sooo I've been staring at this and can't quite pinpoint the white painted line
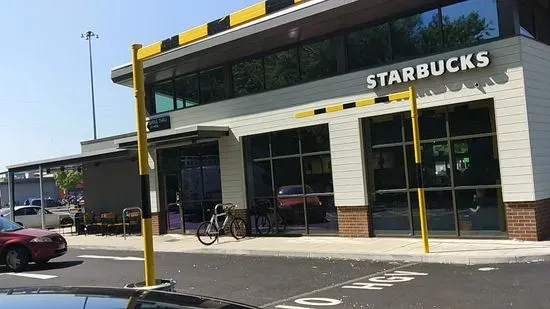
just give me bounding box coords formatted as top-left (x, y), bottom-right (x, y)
top-left (478, 267), bottom-right (498, 272)
top-left (78, 254), bottom-right (144, 261)
top-left (2, 273), bottom-right (57, 280)
top-left (261, 263), bottom-right (417, 308)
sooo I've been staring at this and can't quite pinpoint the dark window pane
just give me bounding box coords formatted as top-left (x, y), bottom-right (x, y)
top-left (411, 190), bottom-right (455, 234)
top-left (308, 195), bottom-right (338, 234)
top-left (442, 0), bottom-right (500, 49)
top-left (369, 114), bottom-right (402, 145)
top-left (153, 80), bottom-right (174, 113)
top-left (452, 136), bottom-right (500, 186)
top-left (300, 125), bottom-right (330, 153)
top-left (232, 58), bottom-right (264, 96)
top-left (273, 158), bottom-right (305, 234)
top-left (392, 9), bottom-right (442, 61)
top-left (407, 142), bottom-right (451, 188)
top-left (175, 74), bottom-right (199, 109)
top-left (247, 134), bottom-right (270, 159)
top-left (264, 48), bottom-right (299, 90)
top-left (457, 188), bottom-right (506, 235)
top-left (372, 146), bottom-right (406, 190)
top-left (199, 66), bottom-right (226, 104)
top-left (347, 23), bottom-right (391, 70)
top-left (250, 198), bottom-right (276, 234)
top-left (449, 101), bottom-right (494, 136)
top-left (299, 37), bottom-right (339, 82)
top-left (303, 154), bottom-right (333, 193)
top-left (404, 107), bottom-right (447, 141)
top-left (372, 193), bottom-right (410, 234)
top-left (271, 129), bottom-right (299, 156)
top-left (250, 161), bottom-right (273, 197)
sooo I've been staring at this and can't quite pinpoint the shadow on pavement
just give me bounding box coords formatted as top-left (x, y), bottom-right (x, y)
top-left (29, 260), bottom-right (83, 271)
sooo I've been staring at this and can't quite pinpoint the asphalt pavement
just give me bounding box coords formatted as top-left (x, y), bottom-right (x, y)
top-left (1, 249), bottom-right (550, 308)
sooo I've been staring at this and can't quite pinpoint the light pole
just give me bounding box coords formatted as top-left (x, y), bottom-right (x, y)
top-left (81, 30), bottom-right (99, 140)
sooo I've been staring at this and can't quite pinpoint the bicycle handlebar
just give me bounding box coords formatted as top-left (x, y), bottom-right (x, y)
top-left (214, 203), bottom-right (237, 215)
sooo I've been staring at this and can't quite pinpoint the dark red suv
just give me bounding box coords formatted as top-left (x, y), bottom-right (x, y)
top-left (0, 216), bottom-right (67, 272)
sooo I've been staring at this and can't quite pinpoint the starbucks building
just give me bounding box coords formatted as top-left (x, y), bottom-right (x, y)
top-left (14, 0), bottom-right (550, 240)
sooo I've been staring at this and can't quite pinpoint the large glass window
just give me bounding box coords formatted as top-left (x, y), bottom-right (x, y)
top-left (153, 80), bottom-right (174, 114)
top-left (244, 124), bottom-right (335, 235)
top-left (299, 37), bottom-right (339, 82)
top-left (232, 58), bottom-right (264, 96)
top-left (441, 0), bottom-right (500, 49)
top-left (199, 66), bottom-right (226, 104)
top-left (264, 48), bottom-right (299, 90)
top-left (175, 73), bottom-right (199, 109)
top-left (391, 9), bottom-right (442, 60)
top-left (347, 23), bottom-right (391, 71)
top-left (364, 100), bottom-right (504, 237)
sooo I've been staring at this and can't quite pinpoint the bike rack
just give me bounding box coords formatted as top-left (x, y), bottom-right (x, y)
top-left (122, 207), bottom-right (142, 240)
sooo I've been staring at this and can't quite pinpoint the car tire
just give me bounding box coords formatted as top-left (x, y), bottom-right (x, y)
top-left (4, 246), bottom-right (30, 272)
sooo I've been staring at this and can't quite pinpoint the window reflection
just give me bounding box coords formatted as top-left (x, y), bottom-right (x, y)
top-left (391, 9), bottom-right (442, 60)
top-left (300, 125), bottom-right (330, 153)
top-left (407, 143), bottom-right (451, 188)
top-left (372, 193), bottom-right (410, 234)
top-left (449, 101), bottom-right (494, 136)
top-left (456, 188), bottom-right (506, 235)
top-left (271, 130), bottom-right (299, 156)
top-left (251, 161), bottom-right (273, 197)
top-left (347, 23), bottom-right (391, 71)
top-left (248, 134), bottom-right (270, 159)
top-left (264, 48), bottom-right (299, 90)
top-left (154, 80), bottom-right (174, 113)
top-left (199, 66), bottom-right (226, 104)
top-left (299, 37), bottom-right (339, 82)
top-left (404, 108), bottom-right (447, 141)
top-left (303, 154), bottom-right (333, 193)
top-left (372, 147), bottom-right (406, 190)
top-left (411, 190), bottom-right (455, 233)
top-left (175, 74), bottom-right (199, 109)
top-left (452, 137), bottom-right (500, 186)
top-left (442, 0), bottom-right (500, 48)
top-left (370, 115), bottom-right (402, 146)
top-left (232, 58), bottom-right (264, 96)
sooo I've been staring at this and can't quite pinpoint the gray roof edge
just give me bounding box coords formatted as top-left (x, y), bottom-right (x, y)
top-left (110, 0), bottom-right (334, 85)
top-left (80, 132), bottom-right (136, 146)
top-left (114, 125), bottom-right (230, 145)
top-left (6, 148), bottom-right (129, 171)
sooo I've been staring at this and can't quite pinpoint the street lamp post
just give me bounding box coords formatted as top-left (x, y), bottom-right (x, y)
top-left (81, 31), bottom-right (99, 140)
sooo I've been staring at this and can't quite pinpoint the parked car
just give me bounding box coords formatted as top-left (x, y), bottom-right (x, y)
top-left (24, 198), bottom-right (62, 207)
top-left (0, 206), bottom-right (73, 229)
top-left (0, 216), bottom-right (67, 271)
top-left (276, 185), bottom-right (325, 224)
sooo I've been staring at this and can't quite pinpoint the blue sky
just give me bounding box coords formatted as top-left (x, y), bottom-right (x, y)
top-left (0, 0), bottom-right (258, 171)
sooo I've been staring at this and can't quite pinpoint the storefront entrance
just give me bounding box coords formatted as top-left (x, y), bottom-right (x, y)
top-left (159, 142), bottom-right (222, 233)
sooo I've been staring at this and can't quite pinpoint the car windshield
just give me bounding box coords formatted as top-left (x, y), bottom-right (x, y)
top-left (0, 217), bottom-right (23, 232)
top-left (30, 199), bottom-right (41, 206)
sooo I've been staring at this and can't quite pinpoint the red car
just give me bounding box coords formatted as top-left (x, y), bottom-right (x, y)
top-left (277, 185), bottom-right (325, 224)
top-left (0, 216), bottom-right (67, 272)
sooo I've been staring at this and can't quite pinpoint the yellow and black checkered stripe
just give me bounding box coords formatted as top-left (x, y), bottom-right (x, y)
top-left (295, 90), bottom-right (411, 119)
top-left (138, 0), bottom-right (307, 60)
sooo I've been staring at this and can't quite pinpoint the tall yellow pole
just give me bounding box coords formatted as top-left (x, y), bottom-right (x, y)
top-left (131, 44), bottom-right (156, 285)
top-left (409, 86), bottom-right (429, 253)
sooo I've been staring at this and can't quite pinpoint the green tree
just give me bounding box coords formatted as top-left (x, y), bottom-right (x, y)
top-left (442, 12), bottom-right (495, 48)
top-left (53, 170), bottom-right (83, 196)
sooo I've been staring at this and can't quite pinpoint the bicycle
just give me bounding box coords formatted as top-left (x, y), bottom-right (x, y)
top-left (196, 203), bottom-right (247, 246)
top-left (255, 203), bottom-right (286, 235)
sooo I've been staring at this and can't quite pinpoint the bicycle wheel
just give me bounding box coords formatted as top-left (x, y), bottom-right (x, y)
top-left (196, 221), bottom-right (218, 246)
top-left (230, 218), bottom-right (247, 240)
top-left (276, 213), bottom-right (287, 233)
top-left (255, 214), bottom-right (271, 235)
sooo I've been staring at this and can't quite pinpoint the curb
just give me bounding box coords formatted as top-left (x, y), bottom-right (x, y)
top-left (69, 245), bottom-right (550, 265)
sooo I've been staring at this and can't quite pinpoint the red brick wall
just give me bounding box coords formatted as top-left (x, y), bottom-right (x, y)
top-left (151, 212), bottom-right (166, 235)
top-left (506, 199), bottom-right (550, 241)
top-left (337, 206), bottom-right (372, 237)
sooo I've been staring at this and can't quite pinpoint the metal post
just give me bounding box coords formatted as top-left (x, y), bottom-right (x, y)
top-left (82, 31), bottom-right (98, 140)
top-left (39, 165), bottom-right (46, 229)
top-left (409, 86), bottom-right (429, 253)
top-left (132, 44), bottom-right (155, 286)
top-left (176, 192), bottom-right (185, 235)
top-left (8, 171), bottom-right (15, 221)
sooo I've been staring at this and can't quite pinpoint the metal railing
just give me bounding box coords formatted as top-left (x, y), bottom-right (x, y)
top-left (122, 207), bottom-right (142, 239)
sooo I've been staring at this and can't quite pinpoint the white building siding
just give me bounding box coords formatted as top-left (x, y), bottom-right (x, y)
top-left (157, 37), bottom-right (532, 207)
top-left (521, 37), bottom-right (550, 200)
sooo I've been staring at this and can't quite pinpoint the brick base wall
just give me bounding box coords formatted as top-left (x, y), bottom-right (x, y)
top-left (336, 206), bottom-right (372, 237)
top-left (506, 199), bottom-right (550, 241)
top-left (151, 212), bottom-right (166, 235)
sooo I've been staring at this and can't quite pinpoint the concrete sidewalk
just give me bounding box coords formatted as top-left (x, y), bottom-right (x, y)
top-left (63, 233), bottom-right (550, 265)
